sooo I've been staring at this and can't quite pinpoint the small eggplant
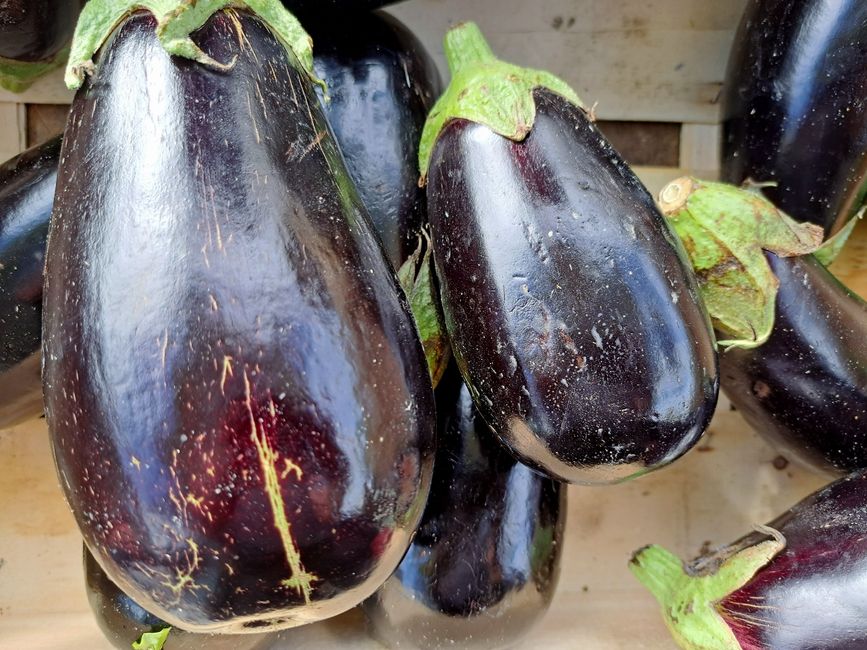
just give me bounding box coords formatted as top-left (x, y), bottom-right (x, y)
top-left (85, 547), bottom-right (276, 650)
top-left (307, 10), bottom-right (442, 270)
top-left (46, 4), bottom-right (433, 632)
top-left (721, 0), bottom-right (867, 235)
top-left (720, 252), bottom-right (867, 474)
top-left (363, 365), bottom-right (565, 649)
top-left (0, 136), bottom-right (60, 429)
top-left (632, 470), bottom-right (867, 650)
top-left (420, 23), bottom-right (718, 484)
top-left (0, 0), bottom-right (85, 91)
top-left (661, 178), bottom-right (867, 475)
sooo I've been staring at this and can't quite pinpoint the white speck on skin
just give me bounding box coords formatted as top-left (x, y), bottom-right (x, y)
top-left (591, 326), bottom-right (604, 349)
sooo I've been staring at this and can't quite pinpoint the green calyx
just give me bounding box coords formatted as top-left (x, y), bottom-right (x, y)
top-left (659, 177), bottom-right (824, 349)
top-left (132, 627), bottom-right (171, 650)
top-left (397, 230), bottom-right (451, 388)
top-left (65, 0), bottom-right (322, 91)
top-left (814, 206), bottom-right (864, 267)
top-left (418, 21), bottom-right (583, 181)
top-left (629, 533), bottom-right (785, 650)
top-left (0, 48), bottom-right (69, 93)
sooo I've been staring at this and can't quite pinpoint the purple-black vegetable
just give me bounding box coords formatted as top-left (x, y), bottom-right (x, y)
top-left (308, 10), bottom-right (442, 270)
top-left (363, 365), bottom-right (565, 649)
top-left (632, 470), bottom-right (867, 649)
top-left (0, 136), bottom-right (59, 428)
top-left (45, 6), bottom-right (434, 632)
top-left (722, 0), bottom-right (867, 235)
top-left (421, 23), bottom-right (718, 484)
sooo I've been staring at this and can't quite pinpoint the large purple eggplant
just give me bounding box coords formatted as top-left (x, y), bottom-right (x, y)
top-left (307, 10), bottom-right (442, 270)
top-left (661, 177), bottom-right (867, 475)
top-left (420, 23), bottom-right (718, 485)
top-left (363, 365), bottom-right (565, 649)
top-left (632, 470), bottom-right (867, 649)
top-left (45, 5), bottom-right (434, 633)
top-left (0, 0), bottom-right (84, 91)
top-left (0, 136), bottom-right (60, 428)
top-left (84, 548), bottom-right (276, 650)
top-left (722, 0), bottom-right (867, 235)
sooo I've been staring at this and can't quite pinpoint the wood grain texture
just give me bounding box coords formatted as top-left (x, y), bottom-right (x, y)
top-left (25, 104), bottom-right (69, 147)
top-left (0, 103), bottom-right (26, 163)
top-left (388, 0), bottom-right (747, 123)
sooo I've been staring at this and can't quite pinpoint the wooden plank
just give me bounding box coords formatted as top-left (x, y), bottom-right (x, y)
top-left (387, 0), bottom-right (747, 123)
top-left (0, 66), bottom-right (72, 105)
top-left (0, 103), bottom-right (26, 162)
top-left (679, 123), bottom-right (721, 179)
top-left (26, 104), bottom-right (70, 147)
top-left (597, 121), bottom-right (680, 167)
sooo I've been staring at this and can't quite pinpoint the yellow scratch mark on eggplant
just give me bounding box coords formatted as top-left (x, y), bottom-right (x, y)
top-left (215, 219), bottom-right (224, 251)
top-left (162, 538), bottom-right (203, 600)
top-left (225, 562), bottom-right (235, 576)
top-left (209, 294), bottom-right (219, 311)
top-left (160, 329), bottom-right (169, 369)
top-left (246, 92), bottom-right (262, 144)
top-left (243, 370), bottom-right (316, 603)
top-left (280, 458), bottom-right (302, 481)
top-left (297, 130), bottom-right (327, 161)
top-left (201, 243), bottom-right (211, 268)
top-left (255, 81), bottom-right (269, 120)
top-left (131, 456), bottom-right (141, 470)
top-left (220, 356), bottom-right (234, 395)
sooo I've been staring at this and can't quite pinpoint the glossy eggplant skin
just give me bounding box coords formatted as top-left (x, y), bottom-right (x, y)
top-left (363, 365), bottom-right (565, 649)
top-left (427, 89), bottom-right (718, 484)
top-left (704, 471), bottom-right (867, 649)
top-left (0, 136), bottom-right (60, 428)
top-left (0, 0), bottom-right (84, 62)
top-left (43, 12), bottom-right (434, 633)
top-left (308, 11), bottom-right (441, 269)
top-left (85, 548), bottom-right (276, 650)
top-left (720, 252), bottom-right (867, 475)
top-left (721, 0), bottom-right (867, 234)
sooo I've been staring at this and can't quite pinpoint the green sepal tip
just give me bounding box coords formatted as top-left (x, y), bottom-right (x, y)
top-left (132, 627), bottom-right (171, 650)
top-left (418, 21), bottom-right (583, 181)
top-left (630, 532), bottom-right (785, 650)
top-left (397, 229), bottom-right (451, 388)
top-left (0, 48), bottom-right (69, 93)
top-left (658, 177), bottom-right (824, 350)
top-left (65, 0), bottom-right (323, 93)
top-left (814, 206), bottom-right (864, 267)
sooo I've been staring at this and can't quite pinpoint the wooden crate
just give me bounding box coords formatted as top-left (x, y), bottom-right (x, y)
top-left (1, 0), bottom-right (861, 647)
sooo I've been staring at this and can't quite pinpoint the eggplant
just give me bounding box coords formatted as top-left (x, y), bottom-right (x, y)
top-left (45, 5), bottom-right (434, 633)
top-left (307, 10), bottom-right (442, 270)
top-left (721, 0), bottom-right (867, 235)
top-left (720, 252), bottom-right (867, 474)
top-left (632, 470), bottom-right (867, 650)
top-left (420, 23), bottom-right (718, 485)
top-left (660, 177), bottom-right (867, 475)
top-left (85, 547), bottom-right (276, 650)
top-left (363, 364), bottom-right (565, 649)
top-left (0, 136), bottom-right (60, 429)
top-left (0, 0), bottom-right (85, 91)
